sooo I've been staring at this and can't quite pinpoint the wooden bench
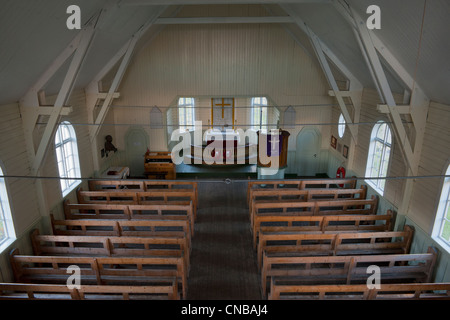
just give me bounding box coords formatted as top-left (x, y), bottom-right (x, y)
top-left (50, 214), bottom-right (192, 246)
top-left (258, 210), bottom-right (395, 234)
top-left (257, 225), bottom-right (414, 268)
top-left (128, 204), bottom-right (195, 236)
top-left (77, 188), bottom-right (197, 219)
top-left (268, 282), bottom-right (450, 300)
top-left (0, 282), bottom-right (179, 300)
top-left (248, 185), bottom-right (368, 213)
top-left (247, 177), bottom-right (358, 205)
top-left (251, 196), bottom-right (379, 246)
top-left (30, 229), bottom-right (190, 272)
top-left (261, 246), bottom-right (438, 298)
top-left (63, 201), bottom-right (194, 236)
top-left (89, 180), bottom-right (198, 210)
top-left (10, 248), bottom-right (188, 298)
top-left (89, 179), bottom-right (145, 191)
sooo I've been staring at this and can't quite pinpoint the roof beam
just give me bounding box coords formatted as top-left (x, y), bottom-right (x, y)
top-left (279, 4), bottom-right (362, 91)
top-left (88, 6), bottom-right (168, 142)
top-left (280, 3), bottom-right (362, 149)
top-left (333, 0), bottom-right (430, 177)
top-left (307, 27), bottom-right (358, 143)
top-left (154, 16), bottom-right (293, 24)
top-left (30, 23), bottom-right (97, 176)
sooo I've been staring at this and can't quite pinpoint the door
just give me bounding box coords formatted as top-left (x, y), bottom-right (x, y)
top-left (296, 127), bottom-right (321, 177)
top-left (125, 127), bottom-right (149, 177)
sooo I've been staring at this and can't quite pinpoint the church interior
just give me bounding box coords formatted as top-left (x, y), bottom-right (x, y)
top-left (0, 0), bottom-right (450, 304)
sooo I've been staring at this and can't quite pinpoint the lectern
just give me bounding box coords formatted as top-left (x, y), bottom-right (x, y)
top-left (144, 151), bottom-right (176, 180)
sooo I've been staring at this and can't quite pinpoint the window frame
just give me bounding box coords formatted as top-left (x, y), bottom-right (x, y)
top-left (178, 97), bottom-right (195, 131)
top-left (55, 121), bottom-right (82, 197)
top-left (432, 164), bottom-right (450, 253)
top-left (338, 113), bottom-right (346, 138)
top-left (251, 97), bottom-right (268, 131)
top-left (365, 121), bottom-right (392, 195)
top-left (0, 164), bottom-right (16, 252)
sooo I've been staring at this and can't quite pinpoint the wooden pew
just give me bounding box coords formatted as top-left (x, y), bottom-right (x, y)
top-left (128, 204), bottom-right (195, 236)
top-left (137, 191), bottom-right (197, 220)
top-left (0, 282), bottom-right (179, 300)
top-left (257, 225), bottom-right (414, 268)
top-left (63, 201), bottom-right (194, 236)
top-left (30, 229), bottom-right (190, 271)
top-left (89, 180), bottom-right (198, 210)
top-left (64, 200), bottom-right (131, 220)
top-left (260, 246), bottom-right (438, 298)
top-left (10, 248), bottom-right (188, 298)
top-left (77, 188), bottom-right (197, 219)
top-left (88, 179), bottom-right (145, 191)
top-left (257, 210), bottom-right (395, 235)
top-left (248, 185), bottom-right (368, 213)
top-left (251, 196), bottom-right (379, 246)
top-left (268, 281), bottom-right (450, 300)
top-left (247, 177), bottom-right (358, 205)
top-left (142, 180), bottom-right (198, 210)
top-left (77, 189), bottom-right (139, 205)
top-left (50, 214), bottom-right (192, 246)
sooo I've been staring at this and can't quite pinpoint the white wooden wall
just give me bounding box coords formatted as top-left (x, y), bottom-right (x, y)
top-left (408, 101), bottom-right (450, 234)
top-left (114, 23), bottom-right (332, 156)
top-left (350, 88), bottom-right (407, 209)
top-left (0, 102), bottom-right (41, 281)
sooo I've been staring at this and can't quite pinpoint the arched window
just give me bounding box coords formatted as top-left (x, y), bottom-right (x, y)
top-left (178, 97), bottom-right (195, 131)
top-left (338, 113), bottom-right (346, 138)
top-left (432, 164), bottom-right (450, 252)
top-left (0, 165), bottom-right (15, 249)
top-left (251, 97), bottom-right (268, 131)
top-left (365, 121), bottom-right (392, 194)
top-left (55, 121), bottom-right (81, 197)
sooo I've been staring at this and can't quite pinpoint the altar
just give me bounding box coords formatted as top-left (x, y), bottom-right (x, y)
top-left (186, 129), bottom-right (257, 165)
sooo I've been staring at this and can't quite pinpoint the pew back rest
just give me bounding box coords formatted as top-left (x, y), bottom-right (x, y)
top-left (89, 180), bottom-right (145, 191)
top-left (30, 230), bottom-right (189, 267)
top-left (50, 215), bottom-right (191, 242)
top-left (261, 246), bottom-right (438, 297)
top-left (257, 225), bottom-right (415, 267)
top-left (268, 282), bottom-right (450, 300)
top-left (9, 249), bottom-right (187, 298)
top-left (247, 178), bottom-right (357, 203)
top-left (0, 283), bottom-right (179, 300)
top-left (64, 200), bottom-right (131, 220)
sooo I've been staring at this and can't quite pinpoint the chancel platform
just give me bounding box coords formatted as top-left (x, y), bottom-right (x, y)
top-left (175, 163), bottom-right (257, 179)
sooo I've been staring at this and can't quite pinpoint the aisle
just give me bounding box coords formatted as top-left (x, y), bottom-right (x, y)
top-left (186, 180), bottom-right (262, 300)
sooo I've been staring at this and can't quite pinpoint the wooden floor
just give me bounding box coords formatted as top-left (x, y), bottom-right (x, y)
top-left (187, 180), bottom-right (262, 300)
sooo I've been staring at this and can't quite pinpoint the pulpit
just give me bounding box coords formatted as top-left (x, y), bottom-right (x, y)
top-left (257, 129), bottom-right (290, 179)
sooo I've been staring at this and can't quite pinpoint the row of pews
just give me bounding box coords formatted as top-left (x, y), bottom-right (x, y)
top-left (247, 178), bottom-right (450, 300)
top-left (1, 180), bottom-right (198, 300)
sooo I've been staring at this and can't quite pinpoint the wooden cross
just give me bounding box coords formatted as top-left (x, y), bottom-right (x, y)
top-left (215, 98), bottom-right (231, 118)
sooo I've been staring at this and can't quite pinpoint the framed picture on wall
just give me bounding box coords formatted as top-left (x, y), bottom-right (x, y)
top-left (330, 135), bottom-right (337, 149)
top-left (343, 145), bottom-right (349, 158)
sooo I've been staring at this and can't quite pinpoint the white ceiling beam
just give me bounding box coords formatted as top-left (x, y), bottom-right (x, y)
top-left (31, 23), bottom-right (97, 176)
top-left (332, 0), bottom-right (428, 100)
top-left (281, 3), bottom-right (362, 150)
top-left (376, 104), bottom-right (411, 115)
top-left (279, 4), bottom-right (363, 91)
top-left (154, 16), bottom-right (293, 24)
top-left (307, 27), bottom-right (358, 143)
top-left (120, 0), bottom-right (332, 6)
top-left (350, 6), bottom-right (417, 176)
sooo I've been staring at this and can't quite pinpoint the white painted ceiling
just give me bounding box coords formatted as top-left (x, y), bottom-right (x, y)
top-left (0, 0), bottom-right (449, 106)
